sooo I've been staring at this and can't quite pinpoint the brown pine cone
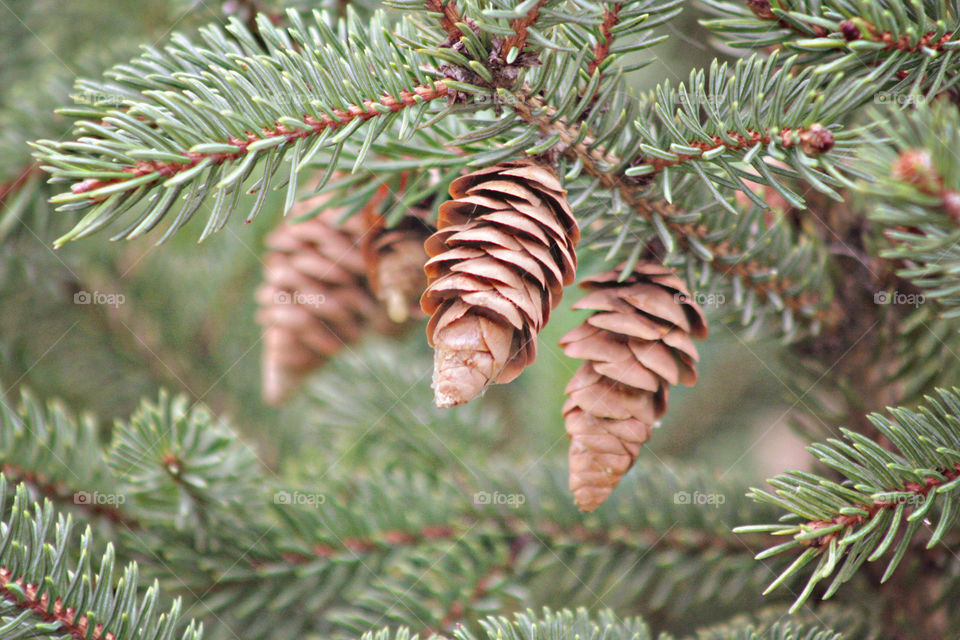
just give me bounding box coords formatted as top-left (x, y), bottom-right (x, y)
top-left (561, 262), bottom-right (708, 511)
top-left (256, 191), bottom-right (380, 405)
top-left (421, 160), bottom-right (579, 408)
top-left (364, 206), bottom-right (432, 324)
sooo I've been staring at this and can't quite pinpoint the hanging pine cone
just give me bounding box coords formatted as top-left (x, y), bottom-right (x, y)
top-left (560, 263), bottom-right (708, 511)
top-left (256, 191), bottom-right (381, 405)
top-left (364, 206), bottom-right (432, 324)
top-left (421, 160), bottom-right (579, 408)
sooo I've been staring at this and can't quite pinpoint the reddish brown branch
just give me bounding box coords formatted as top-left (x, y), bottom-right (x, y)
top-left (278, 525), bottom-right (456, 563)
top-left (647, 124), bottom-right (834, 172)
top-left (502, 0), bottom-right (549, 54)
top-left (802, 463), bottom-right (960, 549)
top-left (858, 22), bottom-right (956, 52)
top-left (69, 81), bottom-right (450, 200)
top-left (588, 3), bottom-right (621, 76)
top-left (1, 567), bottom-right (115, 640)
top-left (426, 536), bottom-right (525, 636)
top-left (1, 464), bottom-right (139, 529)
top-left (748, 0), bottom-right (960, 51)
top-left (0, 164), bottom-right (41, 206)
top-left (425, 0), bottom-right (465, 41)
top-left (274, 517), bottom-right (765, 567)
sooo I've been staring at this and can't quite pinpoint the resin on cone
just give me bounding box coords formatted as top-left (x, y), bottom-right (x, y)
top-left (560, 263), bottom-right (707, 511)
top-left (422, 160), bottom-right (579, 408)
top-left (257, 191), bottom-right (380, 405)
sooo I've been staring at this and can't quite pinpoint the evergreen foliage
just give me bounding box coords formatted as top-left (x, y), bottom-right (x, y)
top-left (4, 0), bottom-right (960, 638)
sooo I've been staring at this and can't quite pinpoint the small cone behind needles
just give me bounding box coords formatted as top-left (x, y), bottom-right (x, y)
top-left (364, 206), bottom-right (431, 325)
top-left (256, 191), bottom-right (380, 405)
top-left (422, 160), bottom-right (579, 408)
top-left (561, 263), bottom-right (707, 511)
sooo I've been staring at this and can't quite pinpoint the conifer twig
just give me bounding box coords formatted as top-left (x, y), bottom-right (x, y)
top-left (501, 0), bottom-right (549, 54)
top-left (67, 82), bottom-right (450, 200)
top-left (509, 89), bottom-right (825, 316)
top-left (800, 463), bottom-right (960, 550)
top-left (0, 464), bottom-right (139, 528)
top-left (425, 0), bottom-right (465, 41)
top-left (587, 3), bottom-right (621, 76)
top-left (0, 568), bottom-right (108, 640)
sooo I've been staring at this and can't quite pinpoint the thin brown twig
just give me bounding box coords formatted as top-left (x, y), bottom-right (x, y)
top-left (801, 463), bottom-right (960, 550)
top-left (1, 464), bottom-right (140, 528)
top-left (0, 568), bottom-right (115, 640)
top-left (0, 163), bottom-right (41, 206)
top-left (502, 0), bottom-right (549, 55)
top-left (425, 0), bottom-right (465, 41)
top-left (587, 3), bottom-right (621, 76)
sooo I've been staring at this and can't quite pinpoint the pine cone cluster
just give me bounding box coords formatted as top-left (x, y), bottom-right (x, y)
top-left (421, 160), bottom-right (579, 408)
top-left (258, 160), bottom-right (711, 511)
top-left (561, 264), bottom-right (707, 511)
top-left (257, 190), bottom-right (429, 405)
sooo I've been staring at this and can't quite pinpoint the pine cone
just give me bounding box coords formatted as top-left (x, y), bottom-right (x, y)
top-left (256, 191), bottom-right (380, 405)
top-left (560, 263), bottom-right (708, 511)
top-left (364, 206), bottom-right (432, 324)
top-left (422, 160), bottom-right (579, 407)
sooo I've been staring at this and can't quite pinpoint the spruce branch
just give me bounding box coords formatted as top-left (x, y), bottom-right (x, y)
top-left (587, 3), bottom-right (621, 77)
top-left (0, 390), bottom-right (140, 528)
top-left (508, 87), bottom-right (829, 328)
top-left (32, 10), bottom-right (454, 246)
top-left (63, 82), bottom-right (450, 199)
top-left (0, 383), bottom-right (791, 639)
top-left (737, 388), bottom-right (960, 612)
top-left (0, 479), bottom-right (202, 640)
top-left (0, 463), bottom-right (137, 529)
top-left (700, 0), bottom-right (960, 95)
top-left (0, 163), bottom-right (41, 207)
top-left (359, 607), bottom-right (844, 640)
top-left (857, 101), bottom-right (960, 317)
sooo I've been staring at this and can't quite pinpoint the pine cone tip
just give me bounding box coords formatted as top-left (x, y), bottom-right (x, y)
top-left (431, 315), bottom-right (503, 407)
